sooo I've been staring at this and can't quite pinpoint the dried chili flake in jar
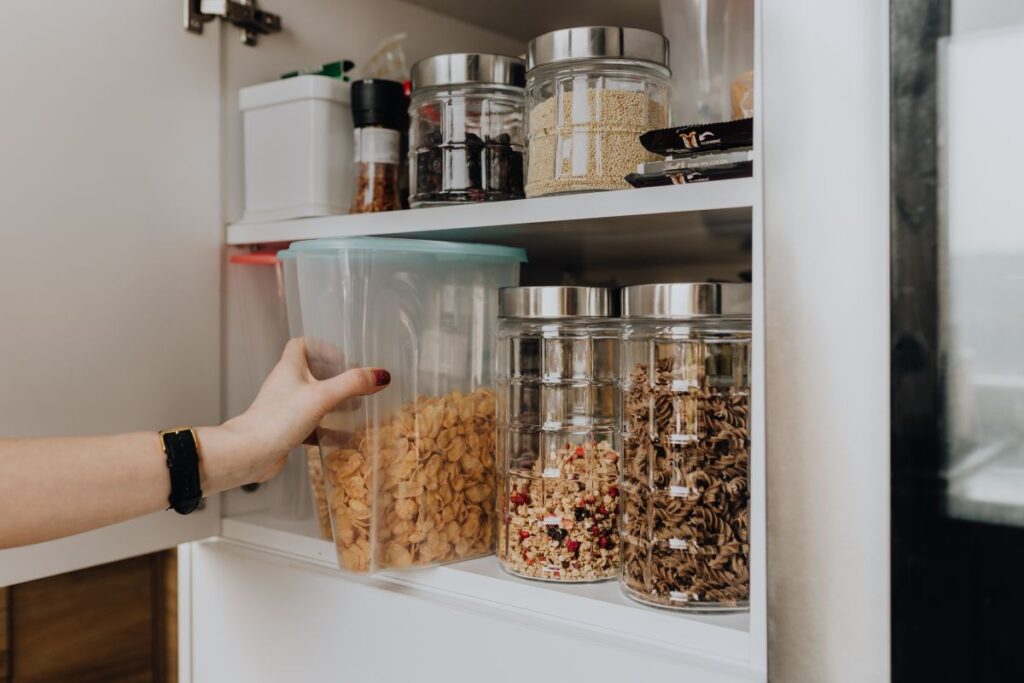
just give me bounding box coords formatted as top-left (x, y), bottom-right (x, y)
top-left (349, 79), bottom-right (403, 214)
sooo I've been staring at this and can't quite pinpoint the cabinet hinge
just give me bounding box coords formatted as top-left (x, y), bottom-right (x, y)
top-left (184, 0), bottom-right (282, 47)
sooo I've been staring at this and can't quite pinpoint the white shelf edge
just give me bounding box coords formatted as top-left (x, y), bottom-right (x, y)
top-left (219, 512), bottom-right (760, 677)
top-left (226, 179), bottom-right (755, 245)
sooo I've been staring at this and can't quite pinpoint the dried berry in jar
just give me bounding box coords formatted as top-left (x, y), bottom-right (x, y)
top-left (408, 54), bottom-right (526, 206)
top-left (498, 440), bottom-right (620, 582)
top-left (413, 132), bottom-right (524, 204)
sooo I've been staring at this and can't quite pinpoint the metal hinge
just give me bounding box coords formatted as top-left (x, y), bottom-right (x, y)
top-left (185, 0), bottom-right (282, 47)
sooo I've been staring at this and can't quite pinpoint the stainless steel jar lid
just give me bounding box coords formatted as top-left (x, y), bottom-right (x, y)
top-left (410, 53), bottom-right (526, 90)
top-left (621, 283), bottom-right (751, 318)
top-left (527, 26), bottom-right (670, 71)
top-left (499, 286), bottom-right (612, 319)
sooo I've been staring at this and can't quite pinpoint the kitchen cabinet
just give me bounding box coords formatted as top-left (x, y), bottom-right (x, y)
top-left (0, 552), bottom-right (175, 683)
top-left (0, 0), bottom-right (893, 681)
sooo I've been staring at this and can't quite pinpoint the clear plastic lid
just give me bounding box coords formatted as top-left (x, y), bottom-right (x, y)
top-left (291, 236), bottom-right (527, 262)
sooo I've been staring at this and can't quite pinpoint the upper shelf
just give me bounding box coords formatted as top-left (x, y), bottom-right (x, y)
top-left (227, 180), bottom-right (754, 274)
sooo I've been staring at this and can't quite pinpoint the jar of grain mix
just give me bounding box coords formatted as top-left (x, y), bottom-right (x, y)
top-left (524, 27), bottom-right (671, 197)
top-left (409, 54), bottom-right (526, 206)
top-left (496, 287), bottom-right (621, 582)
top-left (619, 283), bottom-right (751, 611)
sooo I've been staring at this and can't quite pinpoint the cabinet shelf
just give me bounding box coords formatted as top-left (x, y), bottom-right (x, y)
top-left (219, 511), bottom-right (756, 675)
top-left (226, 181), bottom-right (754, 272)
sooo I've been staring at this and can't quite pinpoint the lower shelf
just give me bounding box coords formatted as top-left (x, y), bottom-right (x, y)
top-left (219, 511), bottom-right (756, 673)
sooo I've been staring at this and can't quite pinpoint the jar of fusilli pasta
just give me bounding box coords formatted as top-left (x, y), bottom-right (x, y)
top-left (619, 283), bottom-right (751, 611)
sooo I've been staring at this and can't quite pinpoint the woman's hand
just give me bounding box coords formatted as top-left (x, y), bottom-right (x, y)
top-left (198, 338), bottom-right (390, 492)
top-left (0, 338), bottom-right (390, 549)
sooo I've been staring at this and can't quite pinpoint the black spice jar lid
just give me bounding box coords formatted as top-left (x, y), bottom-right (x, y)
top-left (350, 78), bottom-right (405, 129)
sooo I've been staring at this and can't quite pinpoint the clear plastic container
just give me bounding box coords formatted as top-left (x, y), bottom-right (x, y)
top-left (409, 54), bottom-right (526, 206)
top-left (619, 283), bottom-right (751, 611)
top-left (228, 251), bottom-right (312, 520)
top-left (525, 27), bottom-right (672, 197)
top-left (660, 0), bottom-right (754, 124)
top-left (278, 248), bottom-right (330, 538)
top-left (293, 237), bottom-right (526, 573)
top-left (496, 287), bottom-right (621, 582)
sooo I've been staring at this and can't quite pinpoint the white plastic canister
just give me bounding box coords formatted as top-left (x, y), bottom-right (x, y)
top-left (239, 75), bottom-right (354, 222)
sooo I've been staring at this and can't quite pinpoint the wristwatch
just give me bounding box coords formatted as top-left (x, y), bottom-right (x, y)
top-left (159, 427), bottom-right (203, 515)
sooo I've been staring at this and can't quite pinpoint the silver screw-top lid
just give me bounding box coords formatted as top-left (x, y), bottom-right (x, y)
top-left (499, 286), bottom-right (612, 319)
top-left (621, 283), bottom-right (751, 318)
top-left (410, 53), bottom-right (526, 91)
top-left (527, 26), bottom-right (670, 71)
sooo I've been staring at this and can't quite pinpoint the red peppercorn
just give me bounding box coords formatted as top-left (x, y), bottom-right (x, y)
top-left (510, 493), bottom-right (527, 506)
top-left (598, 535), bottom-right (612, 549)
top-left (597, 506), bottom-right (609, 516)
top-left (575, 445), bottom-right (585, 456)
top-left (590, 525), bottom-right (600, 536)
top-left (566, 539), bottom-right (580, 553)
top-left (519, 530), bottom-right (530, 540)
top-left (608, 486), bottom-right (619, 498)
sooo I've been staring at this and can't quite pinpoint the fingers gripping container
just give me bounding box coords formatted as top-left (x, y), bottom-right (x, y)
top-left (278, 248), bottom-right (330, 537)
top-left (228, 251), bottom-right (312, 521)
top-left (293, 237), bottom-right (526, 573)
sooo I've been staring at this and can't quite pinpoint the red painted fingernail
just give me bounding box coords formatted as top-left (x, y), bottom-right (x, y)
top-left (372, 369), bottom-right (391, 386)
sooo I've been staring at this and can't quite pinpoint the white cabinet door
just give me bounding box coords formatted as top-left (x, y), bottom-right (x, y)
top-left (0, 1), bottom-right (222, 586)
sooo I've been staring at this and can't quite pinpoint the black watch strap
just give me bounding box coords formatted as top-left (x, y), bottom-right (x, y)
top-left (160, 427), bottom-right (203, 515)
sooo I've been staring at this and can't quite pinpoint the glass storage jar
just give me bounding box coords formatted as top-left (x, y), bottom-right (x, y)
top-left (496, 287), bottom-right (621, 582)
top-left (349, 79), bottom-right (404, 214)
top-left (293, 237), bottom-right (525, 574)
top-left (619, 283), bottom-right (751, 611)
top-left (525, 26), bottom-right (671, 197)
top-left (409, 53), bottom-right (526, 206)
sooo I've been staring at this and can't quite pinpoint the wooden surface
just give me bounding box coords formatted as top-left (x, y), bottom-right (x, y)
top-left (3, 552), bottom-right (176, 683)
top-left (1, 587), bottom-right (8, 682)
top-left (162, 551), bottom-right (177, 683)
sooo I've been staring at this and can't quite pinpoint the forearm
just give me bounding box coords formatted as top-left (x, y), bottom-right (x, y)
top-left (0, 426), bottom-right (250, 549)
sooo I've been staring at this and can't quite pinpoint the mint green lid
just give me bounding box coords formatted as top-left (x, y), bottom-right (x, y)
top-left (277, 248), bottom-right (296, 260)
top-left (291, 236), bottom-right (527, 262)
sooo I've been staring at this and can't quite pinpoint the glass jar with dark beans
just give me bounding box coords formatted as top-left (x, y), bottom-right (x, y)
top-left (409, 54), bottom-right (526, 206)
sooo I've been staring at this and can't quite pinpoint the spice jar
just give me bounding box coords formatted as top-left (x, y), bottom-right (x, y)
top-left (409, 54), bottom-right (526, 206)
top-left (350, 79), bottom-right (403, 213)
top-left (496, 287), bottom-right (621, 582)
top-left (619, 283), bottom-right (751, 611)
top-left (525, 27), bottom-right (671, 197)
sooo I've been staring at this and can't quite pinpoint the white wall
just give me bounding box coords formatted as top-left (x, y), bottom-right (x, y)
top-left (762, 1), bottom-right (891, 681)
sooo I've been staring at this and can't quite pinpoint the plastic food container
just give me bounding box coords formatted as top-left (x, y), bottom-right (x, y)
top-left (525, 27), bottom-right (671, 197)
top-left (619, 283), bottom-right (751, 611)
top-left (228, 251), bottom-right (312, 520)
top-left (239, 75), bottom-right (353, 222)
top-left (496, 287), bottom-right (621, 582)
top-left (293, 237), bottom-right (526, 573)
top-left (409, 54), bottom-right (526, 206)
top-left (278, 248), bottom-right (331, 539)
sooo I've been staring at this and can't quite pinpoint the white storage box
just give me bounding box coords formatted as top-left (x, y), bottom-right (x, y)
top-left (239, 75), bottom-right (353, 222)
